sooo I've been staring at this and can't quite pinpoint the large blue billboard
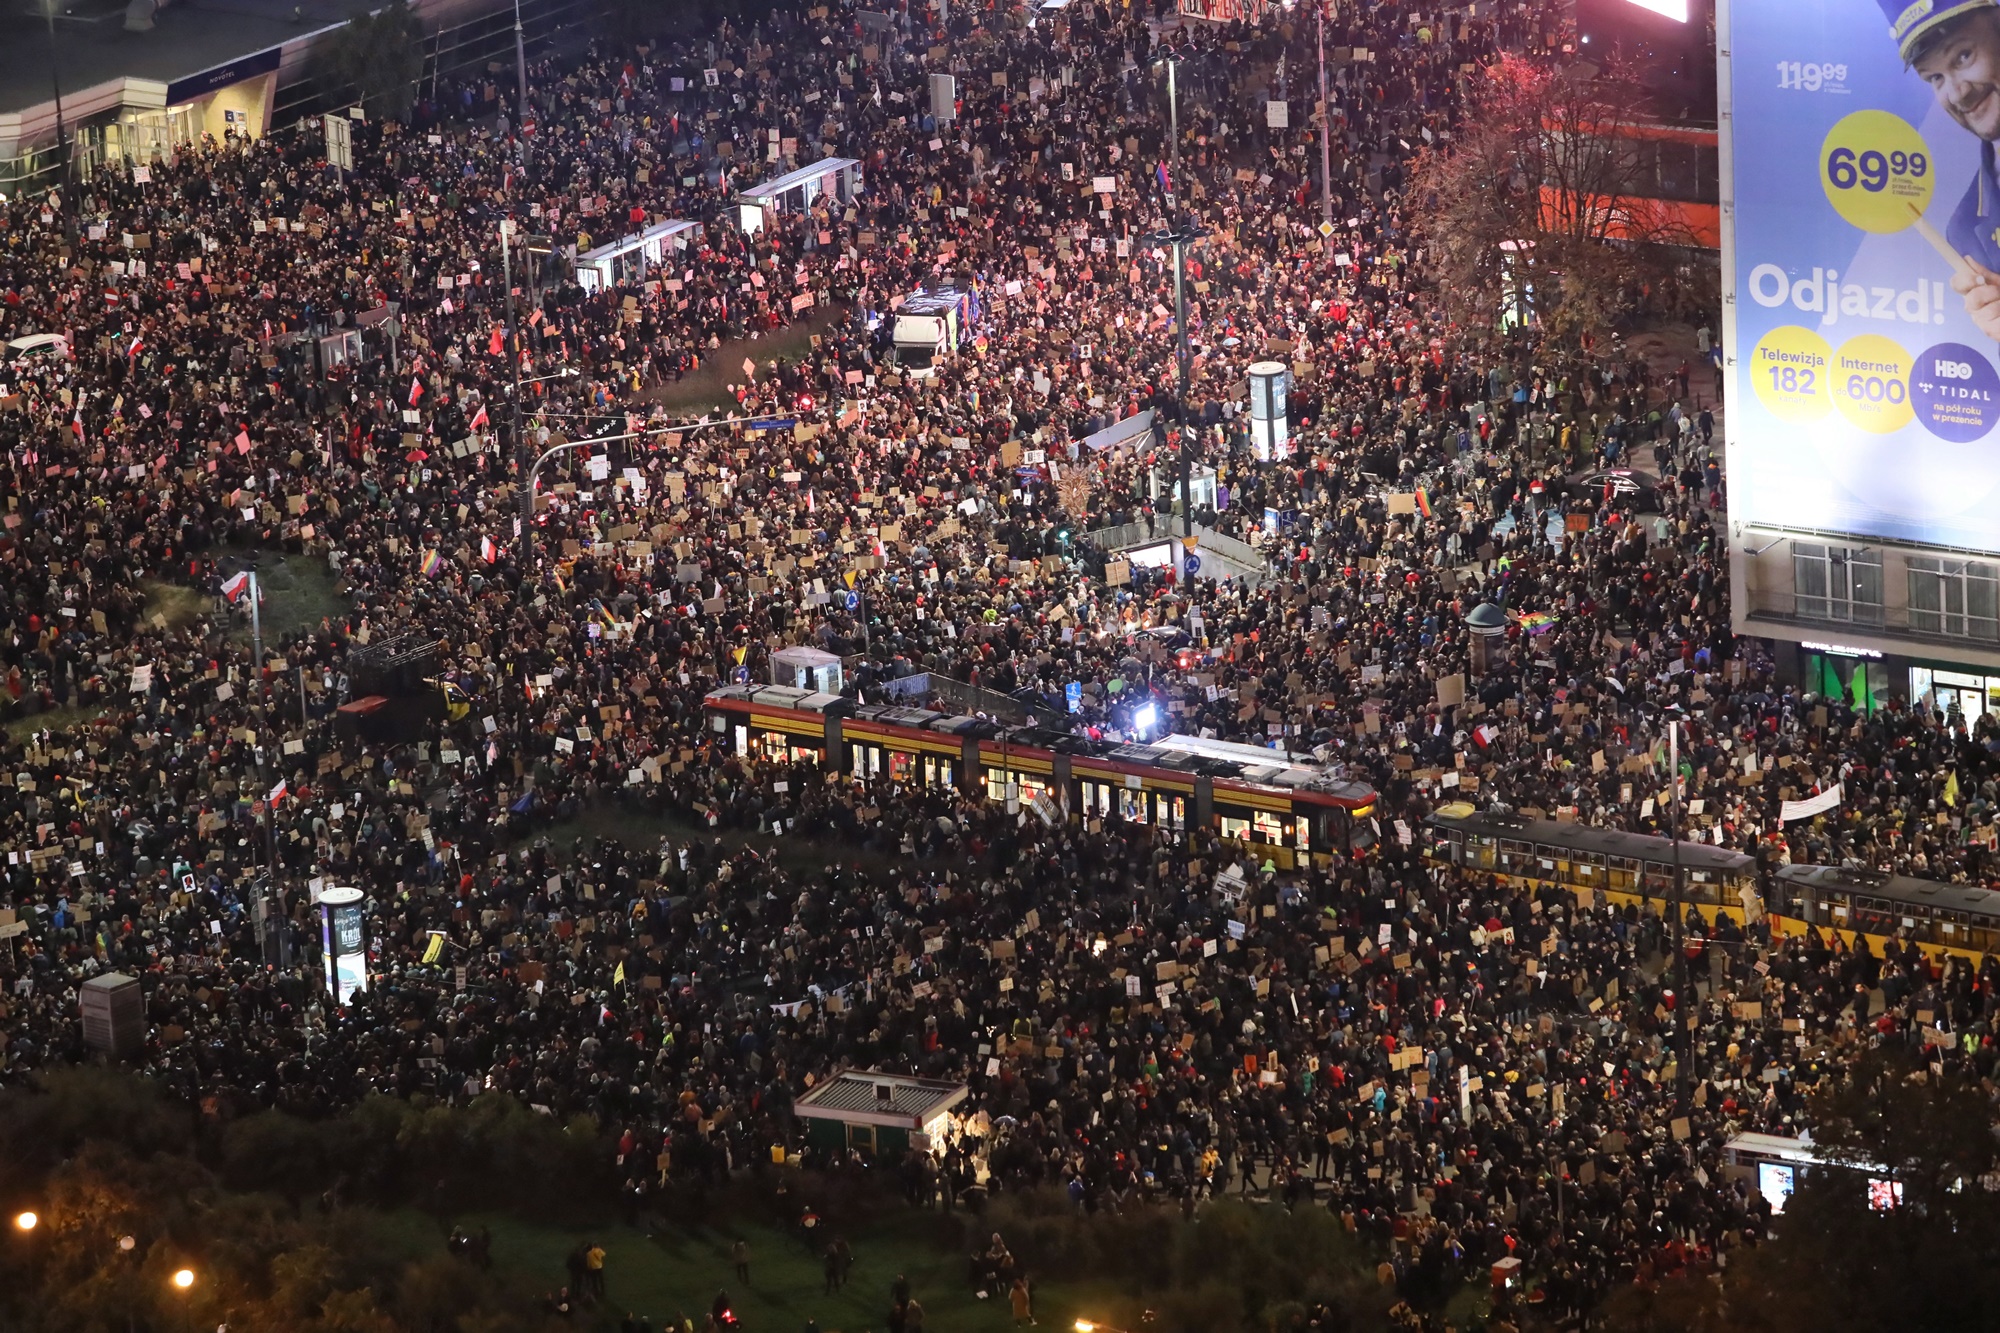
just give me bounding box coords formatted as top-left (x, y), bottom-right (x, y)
top-left (1724, 0), bottom-right (2000, 552)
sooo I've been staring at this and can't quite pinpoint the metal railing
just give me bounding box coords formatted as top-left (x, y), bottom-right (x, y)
top-left (873, 671), bottom-right (1031, 722)
top-left (272, 0), bottom-right (604, 129)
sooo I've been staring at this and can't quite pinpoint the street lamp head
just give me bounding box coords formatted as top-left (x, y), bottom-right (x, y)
top-left (118, 1235), bottom-right (136, 1251)
top-left (1075, 1323), bottom-right (1096, 1332)
top-left (1138, 225), bottom-right (1202, 249)
top-left (13, 1211), bottom-right (35, 1231)
top-left (172, 1268), bottom-right (195, 1290)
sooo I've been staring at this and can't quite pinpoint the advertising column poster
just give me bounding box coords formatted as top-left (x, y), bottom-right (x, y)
top-left (1725, 0), bottom-right (2000, 552)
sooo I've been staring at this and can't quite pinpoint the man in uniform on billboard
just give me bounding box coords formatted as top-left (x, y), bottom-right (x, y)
top-left (1898, 0), bottom-right (2000, 338)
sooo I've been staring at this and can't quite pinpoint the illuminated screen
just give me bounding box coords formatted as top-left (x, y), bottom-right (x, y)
top-left (1618, 0), bottom-right (1687, 18)
top-left (1724, 0), bottom-right (2000, 550)
top-left (1757, 1162), bottom-right (1796, 1214)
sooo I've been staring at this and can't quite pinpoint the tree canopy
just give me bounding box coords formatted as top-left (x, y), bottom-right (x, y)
top-left (1408, 54), bottom-right (1713, 348)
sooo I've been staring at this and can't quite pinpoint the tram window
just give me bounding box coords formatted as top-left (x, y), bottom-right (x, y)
top-left (1641, 863), bottom-right (1673, 900)
top-left (1293, 816), bottom-right (1310, 849)
top-left (1253, 810), bottom-right (1287, 842)
top-left (1500, 839), bottom-right (1533, 857)
top-left (1081, 782), bottom-right (1112, 818)
top-left (1574, 852), bottom-right (1604, 884)
top-left (1164, 795), bottom-right (1188, 832)
top-left (1118, 787), bottom-right (1150, 824)
top-left (1966, 923), bottom-right (1999, 953)
top-left (734, 724), bottom-right (749, 757)
top-left (1468, 836), bottom-right (1497, 870)
top-left (1607, 856), bottom-right (1639, 891)
top-left (1859, 908), bottom-right (1897, 936)
top-left (889, 751), bottom-right (913, 783)
top-left (984, 769), bottom-right (1051, 806)
top-left (922, 755), bottom-right (954, 788)
top-left (1220, 815), bottom-right (1252, 842)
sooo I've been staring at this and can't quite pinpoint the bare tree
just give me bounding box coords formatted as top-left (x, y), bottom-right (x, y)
top-left (1409, 54), bottom-right (1709, 349)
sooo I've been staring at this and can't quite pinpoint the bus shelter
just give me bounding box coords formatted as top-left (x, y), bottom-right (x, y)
top-left (576, 219), bottom-right (701, 294)
top-left (734, 158), bottom-right (862, 235)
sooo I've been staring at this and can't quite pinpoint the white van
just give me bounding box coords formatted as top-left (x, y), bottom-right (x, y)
top-left (6, 333), bottom-right (69, 364)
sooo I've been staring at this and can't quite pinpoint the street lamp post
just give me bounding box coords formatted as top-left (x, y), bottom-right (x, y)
top-left (1666, 713), bottom-right (1691, 1111)
top-left (1147, 49), bottom-right (1200, 542)
top-left (511, 0), bottom-right (529, 154)
top-left (500, 221), bottom-right (528, 571)
top-left (1141, 222), bottom-right (1202, 540)
top-left (41, 0), bottom-right (69, 196)
top-left (1157, 53), bottom-right (1180, 215)
top-left (170, 1268), bottom-right (195, 1333)
top-left (518, 414), bottom-right (793, 570)
top-left (1316, 0), bottom-right (1335, 230)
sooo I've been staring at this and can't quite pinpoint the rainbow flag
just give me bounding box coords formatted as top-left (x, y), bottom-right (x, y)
top-left (1517, 611), bottom-right (1557, 635)
top-left (1415, 488), bottom-right (1432, 520)
top-left (419, 549), bottom-right (443, 578)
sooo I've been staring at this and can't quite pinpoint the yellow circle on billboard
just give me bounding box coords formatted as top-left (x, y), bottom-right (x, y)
top-left (1831, 334), bottom-right (1915, 433)
top-left (1750, 325), bottom-right (1832, 422)
top-left (1820, 111), bottom-right (1935, 233)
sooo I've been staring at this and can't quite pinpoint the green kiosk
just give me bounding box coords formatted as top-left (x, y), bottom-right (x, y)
top-left (794, 1070), bottom-right (968, 1160)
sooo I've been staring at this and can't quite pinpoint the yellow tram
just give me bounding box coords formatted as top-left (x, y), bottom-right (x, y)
top-left (1424, 804), bottom-right (2000, 963)
top-left (704, 685), bottom-right (1379, 868)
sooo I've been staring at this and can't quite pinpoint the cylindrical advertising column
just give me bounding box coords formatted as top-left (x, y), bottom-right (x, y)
top-left (319, 886), bottom-right (368, 1005)
top-left (1248, 360), bottom-right (1289, 461)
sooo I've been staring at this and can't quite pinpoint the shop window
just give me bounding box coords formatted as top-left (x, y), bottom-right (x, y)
top-left (1792, 542), bottom-right (1882, 625)
top-left (1908, 556), bottom-right (2000, 641)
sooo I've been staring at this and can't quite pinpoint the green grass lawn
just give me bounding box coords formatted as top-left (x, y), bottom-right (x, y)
top-left (381, 1206), bottom-right (1138, 1333)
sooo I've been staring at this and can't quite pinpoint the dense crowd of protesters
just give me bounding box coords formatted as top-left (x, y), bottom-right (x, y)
top-left (0, 0), bottom-right (1997, 1324)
